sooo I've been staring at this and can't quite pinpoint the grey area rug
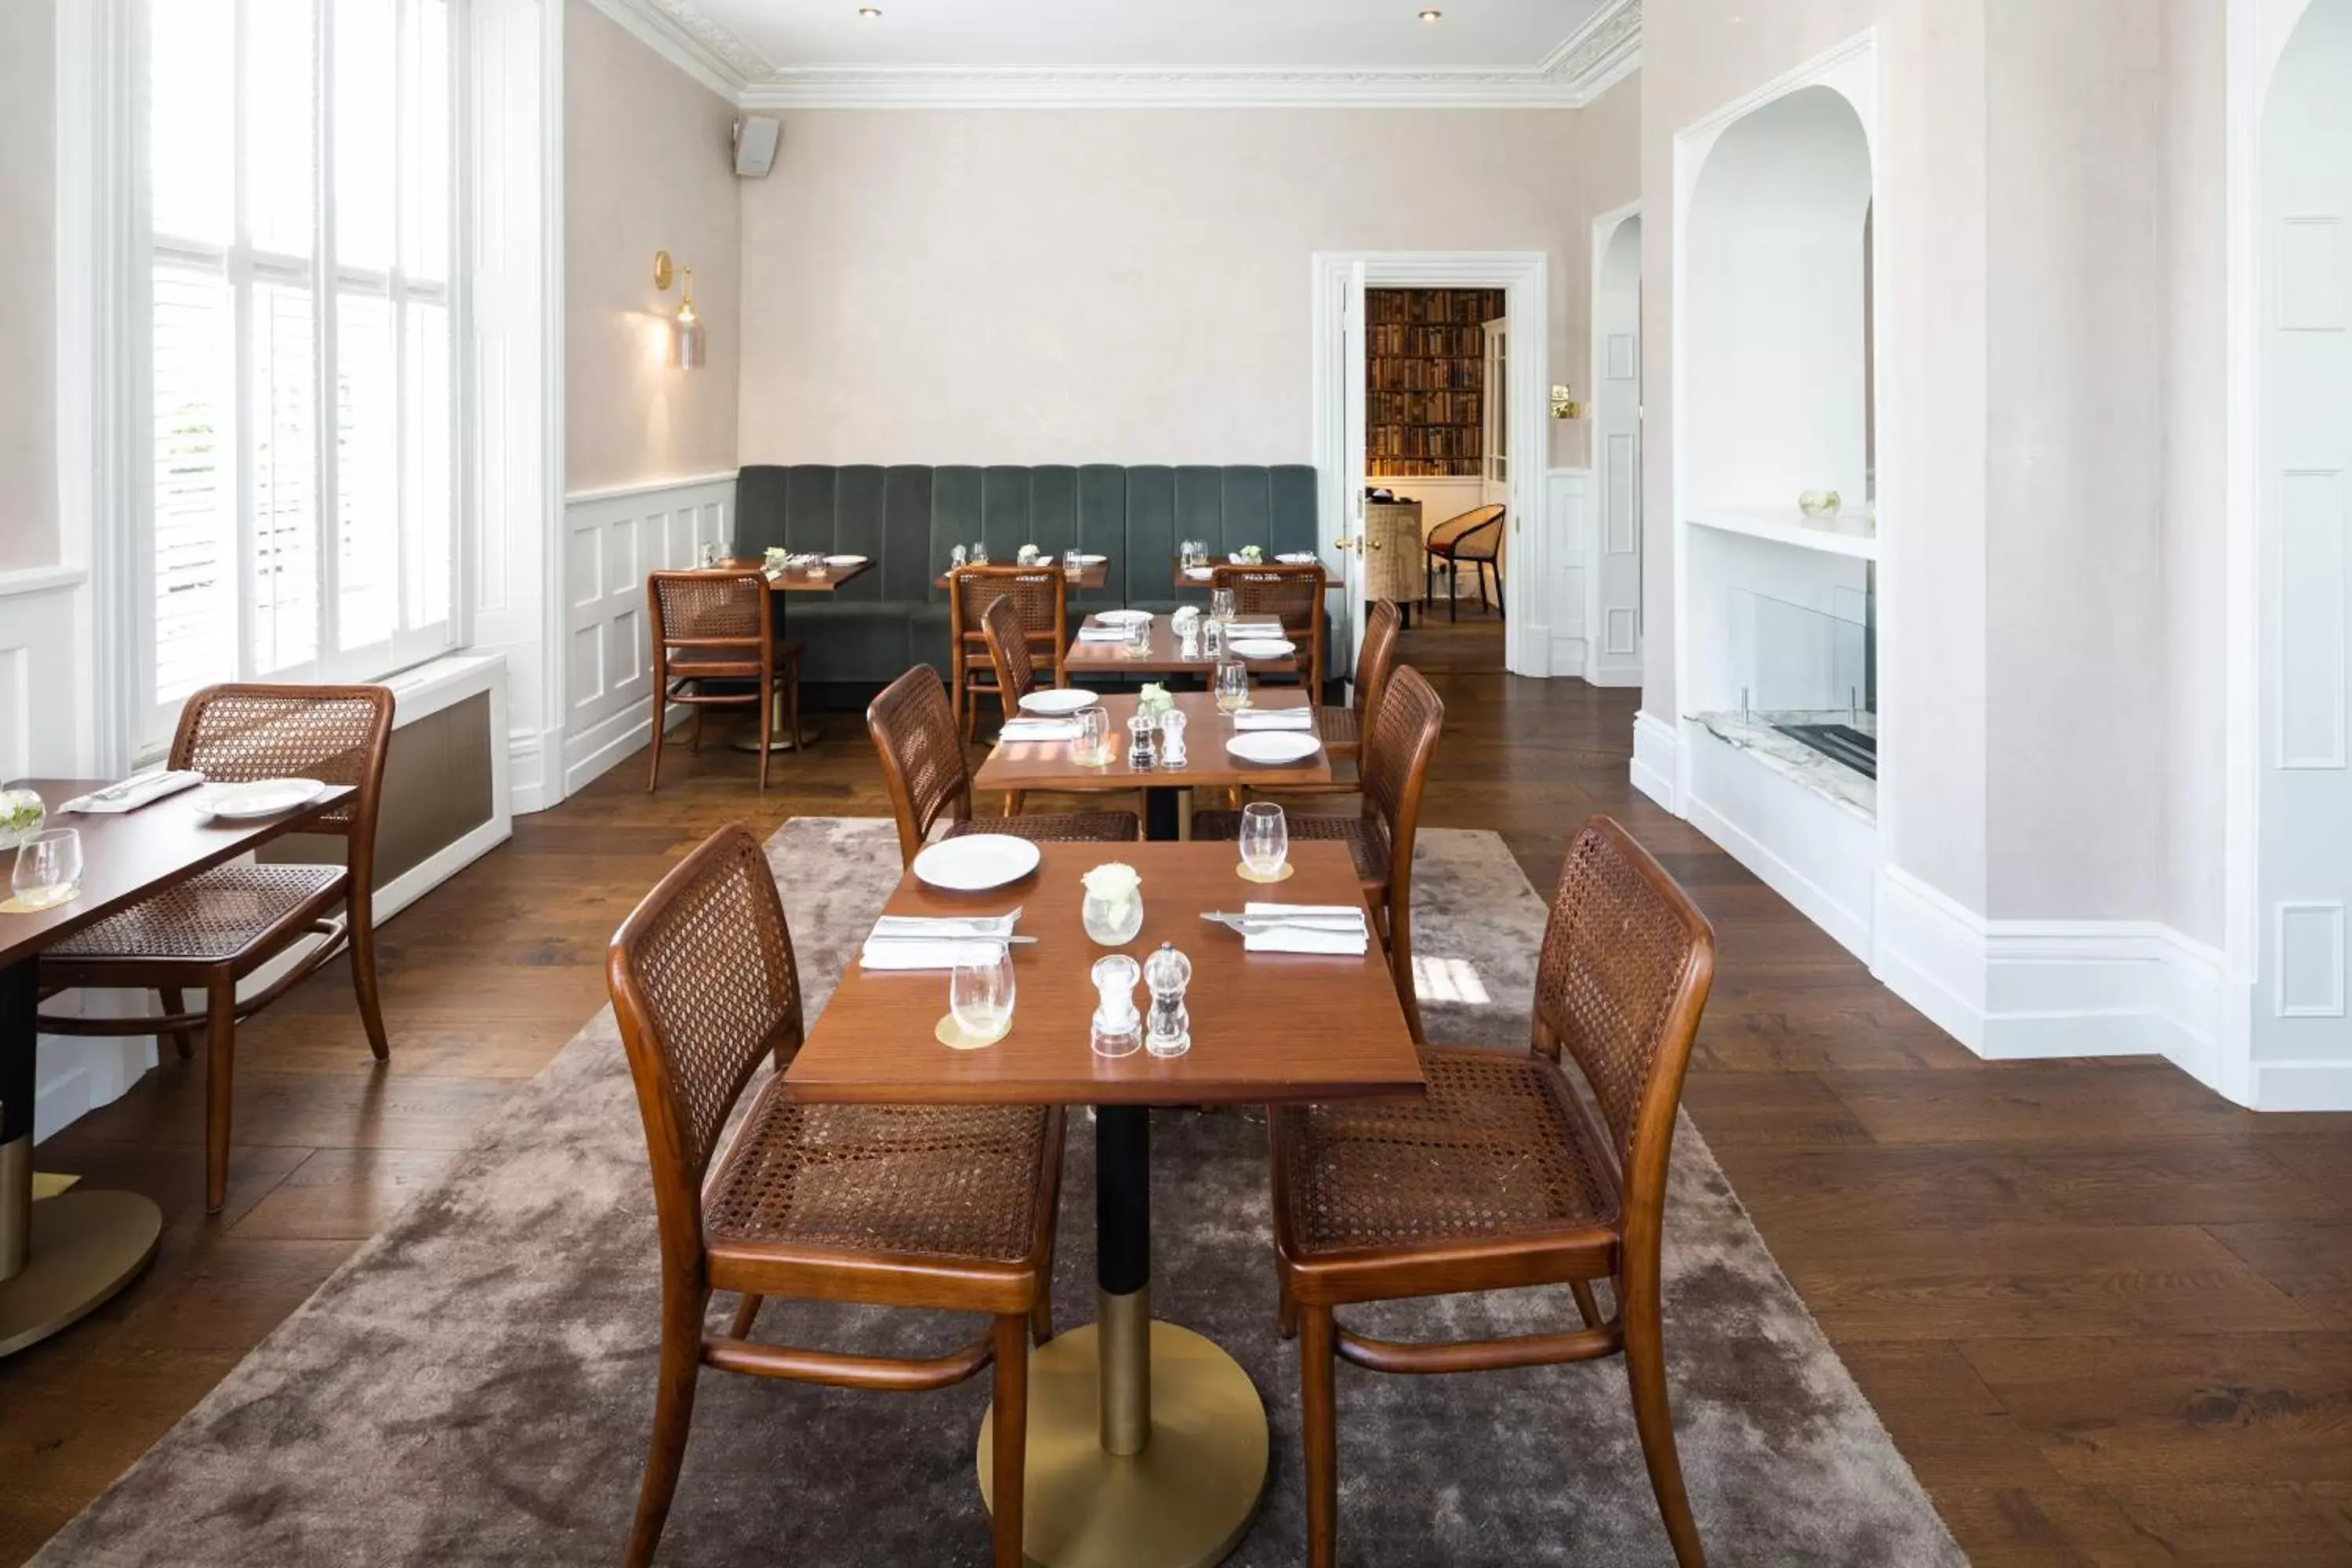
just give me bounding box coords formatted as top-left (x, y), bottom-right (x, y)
top-left (34, 819), bottom-right (1963, 1567)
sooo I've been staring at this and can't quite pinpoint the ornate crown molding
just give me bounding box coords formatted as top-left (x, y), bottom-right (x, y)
top-left (601, 0), bottom-right (1639, 111)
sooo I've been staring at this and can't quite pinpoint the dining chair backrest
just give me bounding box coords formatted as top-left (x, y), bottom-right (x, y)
top-left (171, 683), bottom-right (393, 844)
top-left (1360, 662), bottom-right (1443, 858)
top-left (981, 594), bottom-right (1041, 710)
top-left (648, 570), bottom-right (772, 673)
top-left (951, 566), bottom-right (1065, 655)
top-left (1352, 599), bottom-right (1403, 738)
top-left (1427, 505), bottom-right (1505, 561)
top-left (866, 665), bottom-right (975, 865)
top-left (1214, 563), bottom-right (1323, 637)
top-left (608, 824), bottom-right (807, 1250)
top-left (1530, 817), bottom-right (1715, 1211)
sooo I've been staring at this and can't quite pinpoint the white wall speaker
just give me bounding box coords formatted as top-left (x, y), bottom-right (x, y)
top-left (733, 117), bottom-right (781, 179)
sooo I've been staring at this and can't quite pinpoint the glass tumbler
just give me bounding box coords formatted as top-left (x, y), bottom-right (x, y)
top-left (12, 828), bottom-right (84, 911)
top-left (1210, 586), bottom-right (1238, 623)
top-left (1214, 659), bottom-right (1250, 715)
top-left (948, 941), bottom-right (1016, 1044)
top-left (1239, 802), bottom-right (1289, 880)
top-left (1074, 706), bottom-right (1113, 765)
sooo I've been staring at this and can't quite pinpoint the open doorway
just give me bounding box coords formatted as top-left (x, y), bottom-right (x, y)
top-left (1364, 287), bottom-right (1509, 672)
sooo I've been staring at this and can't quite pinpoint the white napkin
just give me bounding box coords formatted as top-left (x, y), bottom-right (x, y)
top-left (1183, 566), bottom-right (1214, 580)
top-left (62, 770), bottom-right (205, 814)
top-left (1077, 624), bottom-right (1135, 642)
top-left (999, 719), bottom-right (1081, 742)
top-left (858, 919), bottom-right (1013, 971)
top-left (1232, 709), bottom-right (1315, 731)
top-left (1242, 902), bottom-right (1368, 956)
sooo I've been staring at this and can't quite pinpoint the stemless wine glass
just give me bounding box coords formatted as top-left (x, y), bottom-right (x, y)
top-left (11, 827), bottom-right (84, 911)
top-left (1239, 802), bottom-right (1289, 880)
top-left (1210, 586), bottom-right (1238, 623)
top-left (1075, 706), bottom-right (1112, 764)
top-left (949, 940), bottom-right (1017, 1043)
top-left (1064, 547), bottom-right (1083, 576)
top-left (1213, 659), bottom-right (1250, 715)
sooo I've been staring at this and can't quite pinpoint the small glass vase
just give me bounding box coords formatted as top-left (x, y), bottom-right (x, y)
top-left (1083, 889), bottom-right (1145, 947)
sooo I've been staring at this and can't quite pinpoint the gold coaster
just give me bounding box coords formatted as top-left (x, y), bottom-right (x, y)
top-left (0, 891), bottom-right (78, 915)
top-left (936, 1013), bottom-right (1009, 1051)
top-left (1236, 861), bottom-right (1295, 884)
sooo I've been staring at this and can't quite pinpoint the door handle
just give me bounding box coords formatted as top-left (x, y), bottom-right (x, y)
top-left (1334, 536), bottom-right (1360, 552)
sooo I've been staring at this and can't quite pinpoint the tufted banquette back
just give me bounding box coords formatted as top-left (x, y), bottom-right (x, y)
top-left (735, 464), bottom-right (1321, 685)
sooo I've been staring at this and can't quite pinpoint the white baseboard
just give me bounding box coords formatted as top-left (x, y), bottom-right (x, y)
top-left (1874, 865), bottom-right (2259, 1098)
top-left (564, 702), bottom-right (695, 797)
top-left (1685, 793), bottom-right (1874, 961)
top-left (2252, 1057), bottom-right (2352, 1112)
top-left (1630, 710), bottom-right (1678, 811)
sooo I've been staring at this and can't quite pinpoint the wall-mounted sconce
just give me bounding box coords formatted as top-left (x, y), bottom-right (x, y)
top-left (652, 250), bottom-right (704, 369)
top-left (1550, 383), bottom-right (1584, 419)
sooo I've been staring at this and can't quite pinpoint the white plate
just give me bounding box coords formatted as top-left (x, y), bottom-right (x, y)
top-left (1073, 553), bottom-right (1108, 564)
top-left (1277, 552), bottom-right (1319, 564)
top-left (1018, 688), bottom-right (1099, 716)
top-left (912, 833), bottom-right (1044, 893)
top-left (195, 778), bottom-right (327, 820)
top-left (824, 554), bottom-right (868, 567)
top-left (1093, 609), bottom-right (1153, 626)
top-left (1183, 566), bottom-right (1214, 580)
top-left (1229, 637), bottom-right (1296, 659)
top-left (1225, 732), bottom-right (1320, 766)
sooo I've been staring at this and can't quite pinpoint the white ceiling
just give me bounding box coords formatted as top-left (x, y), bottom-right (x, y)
top-left (606, 0), bottom-right (1642, 106)
top-left (685, 0), bottom-right (1613, 71)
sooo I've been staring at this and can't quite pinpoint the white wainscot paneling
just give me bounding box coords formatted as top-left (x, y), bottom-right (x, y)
top-left (2279, 467), bottom-right (2349, 768)
top-left (1543, 469), bottom-right (1590, 678)
top-left (1683, 716), bottom-right (1876, 960)
top-left (561, 474), bottom-right (737, 795)
top-left (2278, 215), bottom-right (2345, 332)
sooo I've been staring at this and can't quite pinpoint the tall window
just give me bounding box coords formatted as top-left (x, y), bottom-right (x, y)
top-left (145, 0), bottom-right (456, 746)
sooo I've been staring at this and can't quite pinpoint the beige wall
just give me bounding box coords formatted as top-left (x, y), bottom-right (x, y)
top-left (0, 0), bottom-right (57, 571)
top-left (564, 0), bottom-right (742, 492)
top-left (736, 102), bottom-right (1628, 470)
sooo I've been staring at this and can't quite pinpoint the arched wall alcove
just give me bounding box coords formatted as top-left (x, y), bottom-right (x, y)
top-left (1683, 85), bottom-right (1875, 514)
top-left (2254, 0), bottom-right (2352, 1080)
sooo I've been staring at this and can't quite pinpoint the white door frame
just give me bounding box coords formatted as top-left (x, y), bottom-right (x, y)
top-left (1588, 200), bottom-right (1645, 688)
top-left (1310, 250), bottom-right (1554, 678)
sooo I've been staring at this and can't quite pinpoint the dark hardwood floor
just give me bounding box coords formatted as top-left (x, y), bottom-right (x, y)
top-left (5, 606), bottom-right (2349, 1564)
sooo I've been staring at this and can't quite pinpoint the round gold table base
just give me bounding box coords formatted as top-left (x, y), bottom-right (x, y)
top-left (977, 1321), bottom-right (1269, 1568)
top-left (728, 720), bottom-right (824, 753)
top-left (0, 1189), bottom-right (162, 1357)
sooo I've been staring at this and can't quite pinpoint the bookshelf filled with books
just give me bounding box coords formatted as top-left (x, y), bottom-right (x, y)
top-left (1367, 287), bottom-right (1504, 478)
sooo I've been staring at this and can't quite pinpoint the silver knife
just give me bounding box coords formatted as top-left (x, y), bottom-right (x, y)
top-left (1201, 912), bottom-right (1367, 933)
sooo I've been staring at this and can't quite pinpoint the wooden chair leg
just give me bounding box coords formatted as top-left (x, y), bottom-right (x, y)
top-left (1492, 561), bottom-right (1505, 620)
top-left (1569, 1279), bottom-right (1604, 1330)
top-left (1624, 1273), bottom-right (1706, 1567)
top-left (647, 684), bottom-right (669, 793)
top-left (349, 895), bottom-right (390, 1062)
top-left (1449, 560), bottom-right (1460, 622)
top-left (1003, 790), bottom-right (1026, 818)
top-left (1301, 1304), bottom-right (1339, 1568)
top-left (1029, 1290), bottom-right (1054, 1347)
top-left (689, 706), bottom-right (704, 754)
top-left (786, 663), bottom-right (802, 755)
top-left (990, 1314), bottom-right (1031, 1568)
top-left (158, 987), bottom-right (194, 1062)
top-left (201, 974), bottom-right (236, 1214)
top-left (1387, 894), bottom-right (1427, 1046)
top-left (757, 674), bottom-right (774, 793)
top-left (1278, 1275), bottom-right (1300, 1340)
top-left (625, 1283), bottom-right (709, 1568)
top-left (728, 1292), bottom-right (764, 1340)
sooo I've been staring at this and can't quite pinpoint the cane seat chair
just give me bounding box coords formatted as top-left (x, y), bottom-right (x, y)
top-left (1194, 662), bottom-right (1443, 1040)
top-left (37, 684), bottom-right (395, 1212)
top-left (645, 569), bottom-right (804, 793)
top-left (1288, 598), bottom-right (1402, 791)
top-left (949, 565), bottom-right (1067, 741)
top-left (1423, 504), bottom-right (1506, 622)
top-left (982, 592), bottom-right (1055, 816)
top-left (866, 666), bottom-right (1137, 866)
top-left (1211, 561), bottom-right (1329, 694)
top-left (607, 824), bottom-right (1063, 1568)
top-left (1270, 816), bottom-right (1718, 1567)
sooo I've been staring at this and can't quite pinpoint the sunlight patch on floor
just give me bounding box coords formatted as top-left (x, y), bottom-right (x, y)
top-left (1412, 955), bottom-right (1492, 1005)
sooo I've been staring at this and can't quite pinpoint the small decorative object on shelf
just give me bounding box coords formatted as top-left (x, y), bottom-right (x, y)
top-left (1136, 682), bottom-right (1174, 720)
top-left (0, 789), bottom-right (46, 851)
top-left (1143, 942), bottom-right (1193, 1058)
top-left (1798, 489), bottom-right (1843, 517)
top-left (1089, 954), bottom-right (1143, 1058)
top-left (1081, 862), bottom-right (1145, 947)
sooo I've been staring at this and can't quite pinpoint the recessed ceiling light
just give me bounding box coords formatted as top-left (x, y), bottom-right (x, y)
top-left (1418, 6), bottom-right (1443, 19)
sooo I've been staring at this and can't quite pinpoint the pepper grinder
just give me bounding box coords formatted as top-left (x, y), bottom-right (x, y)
top-left (1142, 942), bottom-right (1192, 1058)
top-left (1158, 708), bottom-right (1189, 768)
top-left (1089, 955), bottom-right (1142, 1058)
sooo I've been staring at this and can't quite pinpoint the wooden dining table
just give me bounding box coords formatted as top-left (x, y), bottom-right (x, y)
top-left (786, 839), bottom-right (1425, 1568)
top-left (1168, 556), bottom-right (1336, 593)
top-left (713, 557), bottom-right (877, 752)
top-left (933, 558), bottom-right (1113, 592)
top-left (1063, 614), bottom-right (1301, 681)
top-left (975, 688), bottom-right (1330, 841)
top-left (0, 777), bottom-right (354, 1357)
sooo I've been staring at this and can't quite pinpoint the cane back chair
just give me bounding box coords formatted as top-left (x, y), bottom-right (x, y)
top-left (645, 569), bottom-right (804, 793)
top-left (1270, 815), bottom-right (1718, 1567)
top-left (1423, 503), bottom-right (1506, 622)
top-left (982, 592), bottom-right (1054, 817)
top-left (37, 684), bottom-right (394, 1212)
top-left (1194, 662), bottom-right (1442, 1041)
top-left (949, 565), bottom-right (1066, 741)
top-left (1290, 597), bottom-right (1402, 790)
top-left (1211, 561), bottom-right (1328, 694)
top-left (608, 823), bottom-right (1063, 1568)
top-left (866, 665), bottom-right (1137, 866)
